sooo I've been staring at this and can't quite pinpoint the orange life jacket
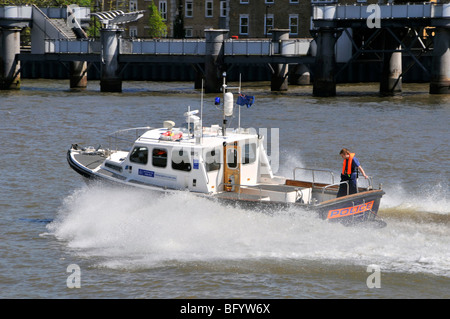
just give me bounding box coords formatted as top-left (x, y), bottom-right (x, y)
top-left (342, 153), bottom-right (355, 176)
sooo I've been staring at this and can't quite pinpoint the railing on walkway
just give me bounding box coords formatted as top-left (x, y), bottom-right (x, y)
top-left (224, 38), bottom-right (311, 56)
top-left (43, 37), bottom-right (313, 55)
top-left (126, 38), bottom-right (207, 55)
top-left (45, 38), bottom-right (100, 53)
top-left (313, 3), bottom-right (450, 20)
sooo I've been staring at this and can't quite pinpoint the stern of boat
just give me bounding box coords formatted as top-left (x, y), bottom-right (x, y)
top-left (316, 189), bottom-right (385, 226)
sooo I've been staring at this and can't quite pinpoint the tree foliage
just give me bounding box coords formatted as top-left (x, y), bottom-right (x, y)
top-left (147, 0), bottom-right (167, 38)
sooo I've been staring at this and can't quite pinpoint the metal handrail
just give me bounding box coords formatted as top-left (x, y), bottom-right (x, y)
top-left (218, 182), bottom-right (303, 203)
top-left (357, 176), bottom-right (374, 191)
top-left (322, 181), bottom-right (349, 196)
top-left (293, 167), bottom-right (335, 185)
top-left (320, 175), bottom-right (375, 196)
top-left (107, 126), bottom-right (152, 150)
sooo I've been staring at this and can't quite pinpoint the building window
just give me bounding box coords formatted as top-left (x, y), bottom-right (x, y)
top-left (265, 14), bottom-right (274, 36)
top-left (205, 0), bottom-right (213, 17)
top-left (159, 1), bottom-right (167, 21)
top-left (290, 0), bottom-right (299, 3)
top-left (239, 14), bottom-right (249, 35)
top-left (240, 0), bottom-right (249, 3)
top-left (186, 0), bottom-right (193, 18)
top-left (130, 146), bottom-right (148, 164)
top-left (152, 148), bottom-right (167, 168)
top-left (220, 1), bottom-right (227, 17)
top-left (289, 14), bottom-right (298, 35)
top-left (129, 0), bottom-right (138, 11)
top-left (129, 26), bottom-right (138, 37)
top-left (185, 27), bottom-right (193, 37)
top-left (265, 0), bottom-right (274, 4)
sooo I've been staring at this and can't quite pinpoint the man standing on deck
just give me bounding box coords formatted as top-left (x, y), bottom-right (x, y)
top-left (337, 148), bottom-right (368, 197)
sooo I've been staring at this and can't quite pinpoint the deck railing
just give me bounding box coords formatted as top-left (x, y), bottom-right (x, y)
top-left (107, 127), bottom-right (152, 151)
top-left (293, 167), bottom-right (335, 185)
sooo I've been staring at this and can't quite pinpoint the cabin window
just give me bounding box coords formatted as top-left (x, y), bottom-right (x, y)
top-left (205, 148), bottom-right (221, 172)
top-left (226, 148), bottom-right (238, 169)
top-left (172, 148), bottom-right (191, 172)
top-left (129, 146), bottom-right (148, 164)
top-left (242, 143), bottom-right (257, 164)
top-left (152, 148), bottom-right (167, 168)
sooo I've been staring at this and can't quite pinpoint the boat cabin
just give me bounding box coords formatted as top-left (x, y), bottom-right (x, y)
top-left (101, 115), bottom-right (273, 195)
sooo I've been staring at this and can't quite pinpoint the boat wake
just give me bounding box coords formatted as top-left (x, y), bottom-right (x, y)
top-left (380, 182), bottom-right (450, 223)
top-left (46, 183), bottom-right (450, 277)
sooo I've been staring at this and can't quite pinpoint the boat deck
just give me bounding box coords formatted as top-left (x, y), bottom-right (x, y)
top-left (73, 153), bottom-right (105, 170)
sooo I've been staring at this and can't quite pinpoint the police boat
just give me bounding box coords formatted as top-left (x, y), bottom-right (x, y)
top-left (67, 80), bottom-right (386, 227)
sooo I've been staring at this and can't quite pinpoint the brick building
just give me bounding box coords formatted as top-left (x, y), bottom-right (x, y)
top-left (102, 0), bottom-right (446, 38)
top-left (118, 0), bottom-right (312, 39)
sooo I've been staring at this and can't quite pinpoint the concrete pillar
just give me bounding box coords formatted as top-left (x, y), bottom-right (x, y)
top-left (70, 61), bottom-right (88, 90)
top-left (313, 28), bottom-right (338, 97)
top-left (380, 31), bottom-right (402, 95)
top-left (271, 29), bottom-right (290, 91)
top-left (0, 28), bottom-right (21, 90)
top-left (290, 64), bottom-right (310, 85)
top-left (191, 63), bottom-right (204, 89)
top-left (430, 27), bottom-right (450, 94)
top-left (204, 29), bottom-right (228, 93)
top-left (100, 28), bottom-right (123, 92)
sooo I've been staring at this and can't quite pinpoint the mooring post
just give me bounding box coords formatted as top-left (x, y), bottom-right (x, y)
top-left (100, 28), bottom-right (123, 92)
top-left (0, 27), bottom-right (21, 90)
top-left (270, 29), bottom-right (290, 91)
top-left (204, 29), bottom-right (228, 93)
top-left (69, 61), bottom-right (88, 90)
top-left (313, 28), bottom-right (338, 97)
top-left (430, 27), bottom-right (450, 94)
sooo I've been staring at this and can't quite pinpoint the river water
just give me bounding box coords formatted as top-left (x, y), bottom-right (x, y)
top-left (0, 79), bottom-right (449, 300)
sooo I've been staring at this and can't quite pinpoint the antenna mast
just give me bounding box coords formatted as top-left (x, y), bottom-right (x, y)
top-left (222, 72), bottom-right (227, 136)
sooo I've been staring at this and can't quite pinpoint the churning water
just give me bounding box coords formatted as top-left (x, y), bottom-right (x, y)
top-left (1, 80), bottom-right (449, 299)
